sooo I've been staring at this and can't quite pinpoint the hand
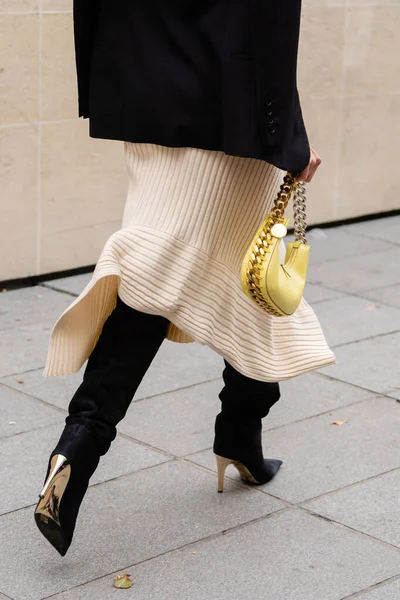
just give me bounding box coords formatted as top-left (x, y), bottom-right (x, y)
top-left (297, 147), bottom-right (322, 183)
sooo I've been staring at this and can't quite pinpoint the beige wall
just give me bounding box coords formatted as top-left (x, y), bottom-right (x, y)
top-left (1, 1), bottom-right (400, 281)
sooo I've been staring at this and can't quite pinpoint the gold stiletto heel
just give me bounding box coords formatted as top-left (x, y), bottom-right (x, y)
top-left (216, 455), bottom-right (232, 493)
top-left (215, 454), bottom-right (259, 492)
top-left (35, 454), bottom-right (71, 528)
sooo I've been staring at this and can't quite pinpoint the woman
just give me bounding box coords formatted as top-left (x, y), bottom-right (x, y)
top-left (35, 0), bottom-right (335, 556)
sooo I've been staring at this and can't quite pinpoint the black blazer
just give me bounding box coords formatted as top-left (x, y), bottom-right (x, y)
top-left (74, 0), bottom-right (310, 173)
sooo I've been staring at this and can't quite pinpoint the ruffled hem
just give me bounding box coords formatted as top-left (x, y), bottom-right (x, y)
top-left (44, 224), bottom-right (336, 381)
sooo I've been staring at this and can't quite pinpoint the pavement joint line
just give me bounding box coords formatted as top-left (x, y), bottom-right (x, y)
top-left (298, 506), bottom-right (400, 555)
top-left (0, 421), bottom-right (66, 442)
top-left (179, 396), bottom-right (380, 456)
top-left (131, 376), bottom-right (223, 405)
top-left (39, 282), bottom-right (81, 298)
top-left (0, 366), bottom-right (49, 380)
top-left (179, 455), bottom-right (296, 507)
top-left (237, 464), bottom-right (400, 508)
top-left (310, 282), bottom-right (400, 300)
top-left (0, 321), bottom-right (53, 334)
top-left (0, 381), bottom-right (68, 414)
top-left (296, 464), bottom-right (400, 506)
top-left (330, 328), bottom-right (400, 350)
top-left (0, 453), bottom-right (292, 519)
top-left (125, 391), bottom-right (383, 459)
top-left (337, 289), bottom-right (400, 311)
top-left (0, 370), bottom-right (224, 406)
top-left (304, 370), bottom-right (399, 402)
top-left (340, 573), bottom-right (400, 599)
top-left (263, 395), bottom-right (381, 432)
top-left (0, 455), bottom-right (287, 522)
top-left (309, 240), bottom-right (400, 267)
top-left (0, 374), bottom-right (390, 454)
top-left (312, 370), bottom-right (383, 393)
top-left (0, 590), bottom-right (14, 600)
top-left (313, 371), bottom-right (392, 398)
top-left (310, 239), bottom-right (400, 266)
top-left (382, 393), bottom-right (400, 403)
top-left (5, 459), bottom-right (399, 523)
top-left (334, 228), bottom-right (400, 248)
top-left (321, 374), bottom-right (400, 399)
top-left (0, 458), bottom-right (178, 519)
top-left (40, 507), bottom-right (292, 600)
top-left (305, 293), bottom-right (346, 305)
top-left (348, 290), bottom-right (400, 311)
top-left (115, 430), bottom-right (176, 459)
top-left (308, 279), bottom-right (400, 297)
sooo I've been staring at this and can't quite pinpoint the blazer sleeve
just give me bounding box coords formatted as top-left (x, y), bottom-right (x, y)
top-left (73, 0), bottom-right (99, 118)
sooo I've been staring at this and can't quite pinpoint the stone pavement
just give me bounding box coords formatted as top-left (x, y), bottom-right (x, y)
top-left (0, 216), bottom-right (399, 600)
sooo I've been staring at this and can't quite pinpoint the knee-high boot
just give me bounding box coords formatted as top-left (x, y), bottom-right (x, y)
top-left (34, 296), bottom-right (170, 556)
top-left (213, 359), bottom-right (282, 492)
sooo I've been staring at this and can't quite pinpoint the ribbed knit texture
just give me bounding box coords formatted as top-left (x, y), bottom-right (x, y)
top-left (44, 143), bottom-right (335, 381)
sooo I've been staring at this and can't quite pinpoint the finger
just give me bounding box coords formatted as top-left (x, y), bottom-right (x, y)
top-left (307, 158), bottom-right (321, 183)
top-left (306, 163), bottom-right (317, 183)
top-left (297, 165), bottom-right (310, 183)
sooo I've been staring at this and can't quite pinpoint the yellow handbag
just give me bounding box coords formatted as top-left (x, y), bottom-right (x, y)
top-left (240, 172), bottom-right (309, 317)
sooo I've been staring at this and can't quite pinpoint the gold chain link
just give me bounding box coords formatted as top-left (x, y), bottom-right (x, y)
top-left (243, 172), bottom-right (301, 316)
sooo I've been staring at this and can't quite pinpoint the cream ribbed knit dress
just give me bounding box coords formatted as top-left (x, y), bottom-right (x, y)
top-left (44, 143), bottom-right (335, 381)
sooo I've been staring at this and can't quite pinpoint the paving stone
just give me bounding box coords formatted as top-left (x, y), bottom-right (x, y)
top-left (0, 425), bottom-right (168, 516)
top-left (304, 469), bottom-right (400, 548)
top-left (346, 579), bottom-right (400, 600)
top-left (0, 287), bottom-right (73, 332)
top-left (0, 340), bottom-right (223, 411)
top-left (42, 273), bottom-right (94, 296)
top-left (312, 295), bottom-right (400, 348)
top-left (119, 379), bottom-right (221, 456)
top-left (45, 510), bottom-right (400, 600)
top-left (268, 373), bottom-right (374, 431)
top-left (123, 374), bottom-right (374, 457)
top-left (0, 384), bottom-right (62, 438)
top-left (342, 216), bottom-right (400, 246)
top-left (288, 226), bottom-right (395, 265)
top-left (361, 283), bottom-right (400, 310)
top-left (1, 368), bottom-right (86, 411)
top-left (307, 248), bottom-right (400, 294)
top-left (188, 397), bottom-right (400, 503)
top-left (0, 322), bottom-right (53, 378)
top-left (136, 340), bottom-right (224, 398)
top-left (0, 461), bottom-right (284, 600)
top-left (320, 332), bottom-right (400, 400)
top-left (303, 282), bottom-right (343, 305)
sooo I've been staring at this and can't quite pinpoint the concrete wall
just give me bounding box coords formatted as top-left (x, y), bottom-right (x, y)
top-left (1, 0), bottom-right (400, 281)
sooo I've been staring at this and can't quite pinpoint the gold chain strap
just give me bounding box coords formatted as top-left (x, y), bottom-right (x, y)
top-left (293, 180), bottom-right (307, 244)
top-left (270, 172), bottom-right (297, 222)
top-left (243, 173), bottom-right (307, 316)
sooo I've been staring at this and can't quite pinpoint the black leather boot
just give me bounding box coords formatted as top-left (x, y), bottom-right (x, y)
top-left (34, 424), bottom-right (100, 556)
top-left (35, 296), bottom-right (170, 555)
top-left (213, 360), bottom-right (282, 492)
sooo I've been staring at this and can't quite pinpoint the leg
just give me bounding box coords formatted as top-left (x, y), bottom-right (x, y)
top-left (214, 359), bottom-right (282, 491)
top-left (35, 295), bottom-right (170, 555)
top-left (66, 294), bottom-right (170, 454)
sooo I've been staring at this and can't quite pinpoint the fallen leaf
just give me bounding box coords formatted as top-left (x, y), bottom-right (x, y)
top-left (16, 379), bottom-right (24, 384)
top-left (1, 289), bottom-right (7, 293)
top-left (331, 420), bottom-right (347, 426)
top-left (365, 305), bottom-right (377, 311)
top-left (390, 385), bottom-right (400, 389)
top-left (192, 551), bottom-right (197, 555)
top-left (113, 574), bottom-right (134, 589)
